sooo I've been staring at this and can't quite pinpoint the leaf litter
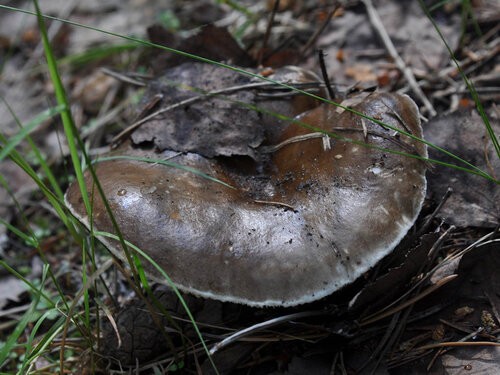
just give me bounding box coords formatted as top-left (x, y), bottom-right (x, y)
top-left (130, 62), bottom-right (264, 158)
top-left (425, 110), bottom-right (500, 227)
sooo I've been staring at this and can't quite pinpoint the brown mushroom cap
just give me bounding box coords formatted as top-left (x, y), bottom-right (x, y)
top-left (65, 92), bottom-right (427, 307)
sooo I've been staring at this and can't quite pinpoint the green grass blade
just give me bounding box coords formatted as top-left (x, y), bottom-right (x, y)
top-left (31, 2), bottom-right (145, 287)
top-left (58, 42), bottom-right (139, 67)
top-left (0, 217), bottom-right (38, 248)
top-left (419, 0), bottom-right (500, 160)
top-left (0, 141), bottom-right (77, 236)
top-left (0, 264), bottom-right (50, 370)
top-left (1, 100), bottom-right (67, 199)
top-left (33, 0), bottom-right (91, 216)
top-left (95, 231), bottom-right (220, 375)
top-left (33, 1), bottom-right (98, 339)
top-left (96, 155), bottom-right (235, 189)
top-left (0, 103), bottom-right (65, 162)
top-left (0, 262), bottom-right (57, 311)
top-left (20, 314), bottom-right (65, 374)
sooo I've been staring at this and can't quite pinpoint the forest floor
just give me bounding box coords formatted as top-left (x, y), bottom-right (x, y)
top-left (0, 1), bottom-right (499, 374)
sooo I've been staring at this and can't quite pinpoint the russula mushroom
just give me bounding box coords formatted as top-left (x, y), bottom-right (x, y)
top-left (65, 91), bottom-right (427, 307)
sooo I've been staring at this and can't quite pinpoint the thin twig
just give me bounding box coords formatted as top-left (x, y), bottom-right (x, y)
top-left (23, 0), bottom-right (78, 72)
top-left (258, 0), bottom-right (280, 66)
top-left (360, 274), bottom-right (458, 327)
top-left (356, 312), bottom-right (400, 373)
top-left (427, 225), bottom-right (455, 259)
top-left (259, 126), bottom-right (425, 162)
top-left (300, 3), bottom-right (339, 58)
top-left (420, 340), bottom-right (500, 352)
top-left (367, 230), bottom-right (497, 324)
top-left (259, 132), bottom-right (326, 153)
top-left (101, 67), bottom-right (148, 86)
top-left (417, 187), bottom-right (453, 236)
top-left (318, 49), bottom-right (337, 100)
top-left (361, 0), bottom-right (436, 116)
top-left (255, 81), bottom-right (324, 97)
top-left (253, 199), bottom-right (296, 211)
top-left (209, 310), bottom-right (327, 355)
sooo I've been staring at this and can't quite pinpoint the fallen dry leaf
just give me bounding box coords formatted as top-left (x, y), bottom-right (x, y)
top-left (130, 62), bottom-right (264, 158)
top-left (424, 110), bottom-right (500, 227)
top-left (345, 63), bottom-right (377, 83)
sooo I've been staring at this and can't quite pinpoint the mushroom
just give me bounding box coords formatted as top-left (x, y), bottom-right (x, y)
top-left (65, 91), bottom-right (427, 307)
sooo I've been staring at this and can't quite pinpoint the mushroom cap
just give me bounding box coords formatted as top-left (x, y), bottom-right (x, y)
top-left (65, 92), bottom-right (427, 307)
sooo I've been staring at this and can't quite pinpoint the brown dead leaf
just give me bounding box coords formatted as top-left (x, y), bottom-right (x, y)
top-left (146, 24), bottom-right (254, 73)
top-left (130, 62), bottom-right (263, 158)
top-left (424, 110), bottom-right (500, 227)
top-left (345, 63), bottom-right (377, 83)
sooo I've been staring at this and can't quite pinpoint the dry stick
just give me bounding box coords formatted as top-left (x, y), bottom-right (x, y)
top-left (209, 310), bottom-right (327, 355)
top-left (259, 132), bottom-right (326, 153)
top-left (439, 319), bottom-right (478, 336)
top-left (420, 339), bottom-right (500, 352)
top-left (22, 0), bottom-right (78, 72)
top-left (361, 0), bottom-right (437, 116)
top-left (440, 229), bottom-right (498, 265)
top-left (364, 233), bottom-right (448, 374)
top-left (101, 67), bottom-right (148, 86)
top-left (339, 352), bottom-right (348, 375)
top-left (462, 44), bottom-right (500, 77)
top-left (387, 349), bottom-right (434, 370)
top-left (259, 126), bottom-right (423, 160)
top-left (427, 324), bottom-right (493, 370)
top-left (427, 225), bottom-right (456, 259)
top-left (255, 82), bottom-right (324, 97)
top-left (330, 352), bottom-right (340, 375)
top-left (299, 3), bottom-right (339, 58)
top-left (436, 36), bottom-right (499, 80)
top-left (258, 0), bottom-right (280, 66)
top-left (318, 49), bottom-right (338, 100)
top-left (373, 227), bottom-right (454, 372)
top-left (426, 335), bottom-right (494, 373)
top-left (356, 312), bottom-right (401, 373)
top-left (417, 187), bottom-right (453, 236)
top-left (372, 313), bottom-right (405, 375)
top-left (253, 199), bottom-right (295, 211)
top-left (365, 226), bottom-right (455, 328)
top-left (362, 229), bottom-right (498, 328)
top-left (359, 274), bottom-right (458, 327)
